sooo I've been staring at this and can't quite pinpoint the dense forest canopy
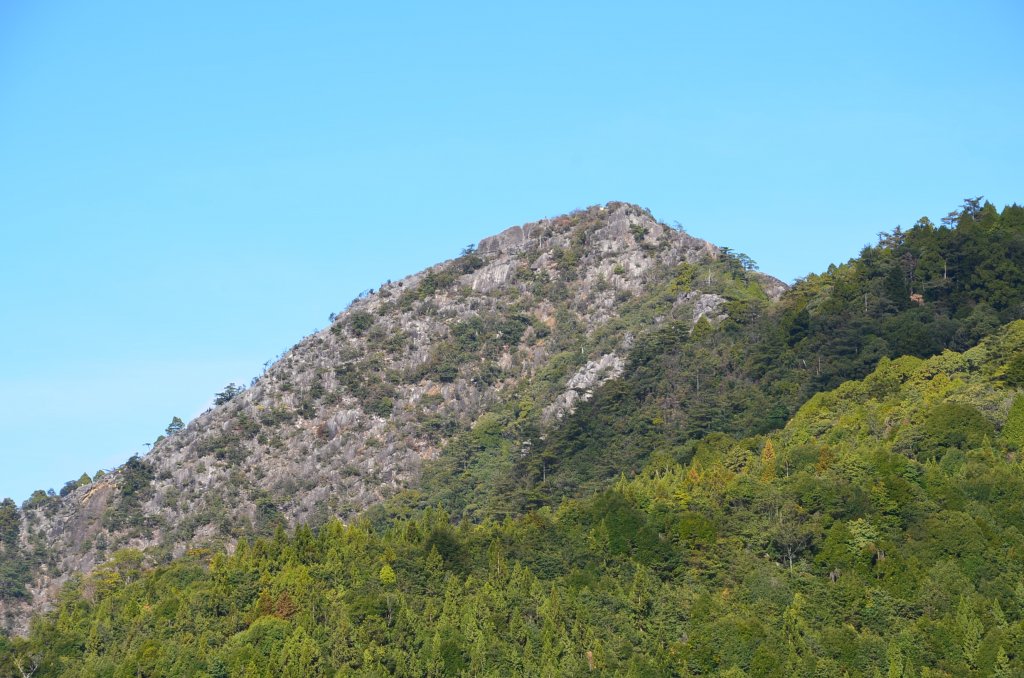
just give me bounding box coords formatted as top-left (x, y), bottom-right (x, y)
top-left (6, 320), bottom-right (1024, 676)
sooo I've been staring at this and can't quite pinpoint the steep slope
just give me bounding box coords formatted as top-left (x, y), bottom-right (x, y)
top-left (371, 199), bottom-right (1024, 523)
top-left (2, 203), bottom-right (780, 633)
top-left (8, 321), bottom-right (1024, 676)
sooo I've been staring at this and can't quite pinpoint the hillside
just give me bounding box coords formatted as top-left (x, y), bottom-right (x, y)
top-left (0, 203), bottom-right (781, 634)
top-left (7, 319), bottom-right (1024, 676)
top-left (371, 199), bottom-right (1024, 523)
top-left (3, 197), bottom-right (1024, 674)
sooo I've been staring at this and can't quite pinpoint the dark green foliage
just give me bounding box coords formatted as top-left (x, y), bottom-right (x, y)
top-left (0, 498), bottom-right (29, 601)
top-left (0, 557), bottom-right (30, 601)
top-left (200, 432), bottom-right (245, 462)
top-left (214, 383), bottom-right (244, 405)
top-left (258, 404), bottom-right (295, 427)
top-left (334, 363), bottom-right (396, 416)
top-left (252, 492), bottom-right (284, 537)
top-left (21, 489), bottom-right (52, 511)
top-left (165, 416), bottom-right (185, 436)
top-left (103, 455), bottom-right (156, 532)
top-left (419, 200), bottom-right (1024, 518)
top-left (119, 455), bottom-right (154, 499)
top-left (0, 499), bottom-right (17, 548)
top-left (917, 402), bottom-right (995, 459)
top-left (409, 312), bottom-right (530, 386)
top-left (1004, 352), bottom-right (1024, 387)
top-left (347, 310), bottom-right (375, 336)
top-left (395, 253), bottom-right (484, 309)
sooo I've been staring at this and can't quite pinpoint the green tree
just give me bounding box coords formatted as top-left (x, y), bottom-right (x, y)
top-left (165, 416), bottom-right (185, 436)
top-left (277, 627), bottom-right (323, 678)
top-left (215, 383), bottom-right (244, 405)
top-left (1003, 395), bottom-right (1024, 448)
top-left (1004, 353), bottom-right (1024, 387)
top-left (379, 563), bottom-right (397, 587)
top-left (994, 647), bottom-right (1013, 677)
top-left (955, 595), bottom-right (983, 669)
top-left (0, 499), bottom-right (18, 547)
top-left (918, 402), bottom-right (994, 459)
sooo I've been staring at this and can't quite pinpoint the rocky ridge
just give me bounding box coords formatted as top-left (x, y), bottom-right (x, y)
top-left (3, 202), bottom-right (785, 633)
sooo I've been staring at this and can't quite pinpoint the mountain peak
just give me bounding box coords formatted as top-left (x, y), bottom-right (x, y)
top-left (3, 202), bottom-right (784, 634)
top-left (477, 202), bottom-right (674, 255)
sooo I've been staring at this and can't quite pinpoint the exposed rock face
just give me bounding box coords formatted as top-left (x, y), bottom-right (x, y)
top-left (685, 291), bottom-right (727, 324)
top-left (3, 202), bottom-right (786, 634)
top-left (543, 353), bottom-right (625, 422)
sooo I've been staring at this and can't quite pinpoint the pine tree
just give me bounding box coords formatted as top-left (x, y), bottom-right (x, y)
top-left (0, 499), bottom-right (18, 547)
top-left (993, 647), bottom-right (1012, 677)
top-left (1002, 395), bottom-right (1024, 448)
top-left (379, 563), bottom-right (397, 587)
top-left (761, 438), bottom-right (777, 480)
top-left (955, 596), bottom-right (983, 669)
top-left (165, 416), bottom-right (185, 436)
top-left (277, 627), bottom-right (323, 678)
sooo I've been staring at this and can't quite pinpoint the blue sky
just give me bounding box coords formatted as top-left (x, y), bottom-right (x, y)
top-left (1, 1), bottom-right (1022, 501)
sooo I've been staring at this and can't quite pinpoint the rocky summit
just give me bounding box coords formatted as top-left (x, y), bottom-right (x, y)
top-left (2, 202), bottom-right (783, 633)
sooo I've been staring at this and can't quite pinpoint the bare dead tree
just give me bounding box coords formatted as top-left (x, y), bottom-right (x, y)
top-left (14, 654), bottom-right (40, 678)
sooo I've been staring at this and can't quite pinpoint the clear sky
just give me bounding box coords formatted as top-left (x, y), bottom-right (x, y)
top-left (1, 1), bottom-right (1022, 502)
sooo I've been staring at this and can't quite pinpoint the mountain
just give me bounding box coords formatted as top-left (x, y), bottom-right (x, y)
top-left (8, 318), bottom-right (1024, 676)
top-left (370, 199), bottom-right (1024, 524)
top-left (4, 197), bottom-right (1024, 675)
top-left (0, 203), bottom-right (783, 635)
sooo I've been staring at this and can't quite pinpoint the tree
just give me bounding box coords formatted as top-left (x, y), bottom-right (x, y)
top-left (12, 653), bottom-right (39, 678)
top-left (379, 563), bottom-right (397, 587)
top-left (915, 249), bottom-right (948, 292)
top-left (215, 384), bottom-right (244, 405)
top-left (994, 647), bottom-right (1012, 677)
top-left (276, 628), bottom-right (323, 678)
top-left (941, 210), bottom-right (960, 228)
top-left (165, 416), bottom-right (185, 436)
top-left (918, 402), bottom-right (994, 458)
top-left (955, 595), bottom-right (983, 669)
top-left (1002, 395), bottom-right (1024, 448)
top-left (961, 196), bottom-right (984, 220)
top-left (736, 253), bottom-right (759, 271)
top-left (347, 311), bottom-right (375, 336)
top-left (0, 499), bottom-right (18, 547)
top-left (761, 438), bottom-right (776, 480)
top-left (1004, 353), bottom-right (1024, 387)
top-left (770, 501), bottom-right (819, 570)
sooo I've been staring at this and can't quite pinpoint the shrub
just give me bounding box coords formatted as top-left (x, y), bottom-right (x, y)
top-left (348, 311), bottom-right (375, 336)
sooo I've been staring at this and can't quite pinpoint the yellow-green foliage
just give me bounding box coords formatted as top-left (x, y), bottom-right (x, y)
top-left (786, 321), bottom-right (1024, 461)
top-left (1003, 395), bottom-right (1024, 448)
top-left (9, 325), bottom-right (1024, 676)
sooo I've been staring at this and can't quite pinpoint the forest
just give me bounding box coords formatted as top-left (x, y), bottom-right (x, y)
top-left (3, 199), bottom-right (1024, 676)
